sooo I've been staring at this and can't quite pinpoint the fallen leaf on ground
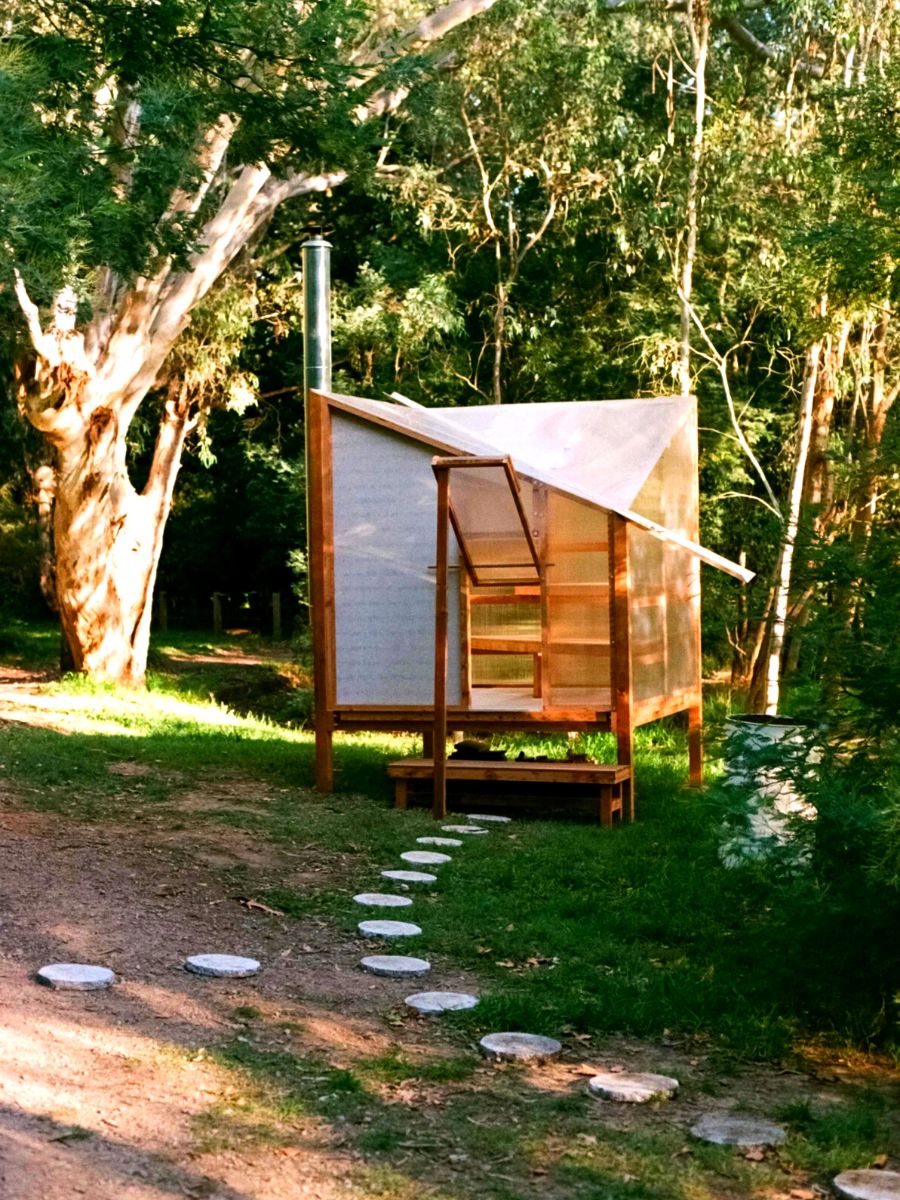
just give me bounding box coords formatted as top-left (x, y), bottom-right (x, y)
top-left (235, 896), bottom-right (287, 916)
top-left (872, 1154), bottom-right (889, 1168)
top-left (48, 1128), bottom-right (93, 1144)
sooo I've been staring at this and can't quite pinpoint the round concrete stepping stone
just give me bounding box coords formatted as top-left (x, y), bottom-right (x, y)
top-left (184, 954), bottom-right (260, 979)
top-left (381, 869), bottom-right (437, 884)
top-left (479, 1032), bottom-right (562, 1063)
top-left (468, 814), bottom-right (512, 823)
top-left (441, 825), bottom-right (489, 835)
top-left (358, 919), bottom-right (422, 938)
top-left (416, 836), bottom-right (463, 847)
top-left (360, 954), bottom-right (431, 978)
top-left (36, 963), bottom-right (115, 991)
top-left (400, 850), bottom-right (451, 866)
top-left (833, 1171), bottom-right (900, 1200)
top-left (353, 892), bottom-right (413, 908)
top-left (689, 1114), bottom-right (786, 1147)
top-left (405, 990), bottom-right (479, 1014)
top-left (588, 1070), bottom-right (679, 1103)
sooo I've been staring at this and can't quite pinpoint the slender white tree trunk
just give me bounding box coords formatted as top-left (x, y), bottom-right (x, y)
top-left (678, 0), bottom-right (709, 397)
top-left (764, 340), bottom-right (821, 714)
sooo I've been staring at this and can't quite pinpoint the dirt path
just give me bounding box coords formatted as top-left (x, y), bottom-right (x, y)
top-left (0, 663), bottom-right (898, 1200)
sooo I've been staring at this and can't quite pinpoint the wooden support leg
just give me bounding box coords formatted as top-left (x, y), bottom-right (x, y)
top-left (688, 704), bottom-right (703, 787)
top-left (394, 779), bottom-right (408, 811)
top-left (315, 720), bottom-right (334, 792)
top-left (600, 786), bottom-right (613, 829)
top-left (622, 777), bottom-right (634, 823)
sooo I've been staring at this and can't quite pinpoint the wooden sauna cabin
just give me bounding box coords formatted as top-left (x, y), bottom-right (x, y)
top-left (306, 389), bottom-right (752, 822)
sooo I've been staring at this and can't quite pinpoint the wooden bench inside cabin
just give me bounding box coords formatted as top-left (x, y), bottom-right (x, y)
top-left (387, 758), bottom-right (632, 827)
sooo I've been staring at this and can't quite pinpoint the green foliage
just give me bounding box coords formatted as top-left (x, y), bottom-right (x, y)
top-left (0, 0), bottom-right (369, 297)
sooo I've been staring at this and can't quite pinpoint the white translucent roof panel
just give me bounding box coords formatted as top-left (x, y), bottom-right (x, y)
top-left (321, 391), bottom-right (753, 583)
top-left (447, 398), bottom-right (691, 512)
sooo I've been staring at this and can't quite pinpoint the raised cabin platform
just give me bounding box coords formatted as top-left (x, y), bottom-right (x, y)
top-left (386, 758), bottom-right (633, 827)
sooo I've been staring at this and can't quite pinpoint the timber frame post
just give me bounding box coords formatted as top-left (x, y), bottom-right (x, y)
top-left (432, 462), bottom-right (451, 819)
top-left (610, 513), bottom-right (634, 821)
top-left (308, 389), bottom-right (336, 792)
top-left (687, 394), bottom-right (704, 787)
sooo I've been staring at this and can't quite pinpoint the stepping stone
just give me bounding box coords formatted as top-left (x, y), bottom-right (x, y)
top-left (441, 825), bottom-right (488, 835)
top-left (184, 954), bottom-right (260, 979)
top-left (360, 954), bottom-right (431, 978)
top-left (588, 1070), bottom-right (679, 1103)
top-left (834, 1170), bottom-right (900, 1200)
top-left (468, 814), bottom-right (512, 823)
top-left (353, 892), bottom-right (413, 908)
top-left (416, 836), bottom-right (462, 847)
top-left (381, 869), bottom-right (437, 884)
top-left (405, 990), bottom-right (479, 1014)
top-left (400, 850), bottom-right (451, 866)
top-left (358, 919), bottom-right (422, 938)
top-left (689, 1114), bottom-right (786, 1147)
top-left (36, 963), bottom-right (115, 991)
top-left (479, 1032), bottom-right (562, 1063)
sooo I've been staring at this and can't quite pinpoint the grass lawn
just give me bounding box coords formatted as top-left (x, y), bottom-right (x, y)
top-left (0, 625), bottom-right (897, 1198)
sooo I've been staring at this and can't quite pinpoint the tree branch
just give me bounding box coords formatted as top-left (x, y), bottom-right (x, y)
top-left (354, 0), bottom-right (499, 119)
top-left (679, 288), bottom-right (784, 518)
top-left (12, 270), bottom-right (47, 355)
top-left (720, 15), bottom-right (825, 79)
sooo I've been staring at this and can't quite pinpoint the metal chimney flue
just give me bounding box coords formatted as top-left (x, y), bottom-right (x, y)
top-left (301, 234), bottom-right (332, 397)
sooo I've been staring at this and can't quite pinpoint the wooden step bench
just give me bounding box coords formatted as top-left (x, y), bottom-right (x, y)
top-left (386, 758), bottom-right (632, 827)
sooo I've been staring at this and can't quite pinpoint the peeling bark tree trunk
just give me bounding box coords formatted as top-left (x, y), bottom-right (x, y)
top-left (30, 463), bottom-right (58, 611)
top-left (49, 395), bottom-right (193, 685)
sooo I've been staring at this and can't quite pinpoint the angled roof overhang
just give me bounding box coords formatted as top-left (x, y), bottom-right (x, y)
top-left (317, 390), bottom-right (754, 584)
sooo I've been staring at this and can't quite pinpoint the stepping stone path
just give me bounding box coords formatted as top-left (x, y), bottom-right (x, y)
top-left (184, 954), bottom-right (260, 978)
top-left (479, 1032), bottom-right (562, 1063)
top-left (833, 1171), bottom-right (900, 1200)
top-left (353, 892), bottom-right (413, 908)
top-left (416, 836), bottom-right (462, 847)
top-left (36, 963), bottom-right (115, 991)
top-left (400, 850), bottom-right (452, 866)
top-left (441, 825), bottom-right (488, 835)
top-left (405, 991), bottom-right (479, 1014)
top-left (381, 869), bottom-right (437, 884)
top-left (588, 1070), bottom-right (679, 1103)
top-left (358, 919), bottom-right (422, 938)
top-left (690, 1114), bottom-right (786, 1147)
top-left (360, 954), bottom-right (431, 978)
top-left (468, 814), bottom-right (511, 823)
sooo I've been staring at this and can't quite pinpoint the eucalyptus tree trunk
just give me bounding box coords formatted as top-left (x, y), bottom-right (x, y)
top-left (677, 0), bottom-right (709, 396)
top-left (762, 340), bottom-right (821, 714)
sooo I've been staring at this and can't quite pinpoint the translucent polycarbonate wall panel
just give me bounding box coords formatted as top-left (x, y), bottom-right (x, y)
top-left (469, 587), bottom-right (540, 687)
top-left (332, 415), bottom-right (461, 705)
top-left (544, 491), bottom-right (611, 708)
top-left (628, 525), bottom-right (667, 703)
top-left (449, 465), bottom-right (539, 586)
top-left (631, 414), bottom-right (695, 531)
top-left (471, 653), bottom-right (534, 685)
top-left (666, 544), bottom-right (699, 694)
top-left (629, 412), bottom-right (700, 704)
top-left (470, 595), bottom-right (541, 639)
